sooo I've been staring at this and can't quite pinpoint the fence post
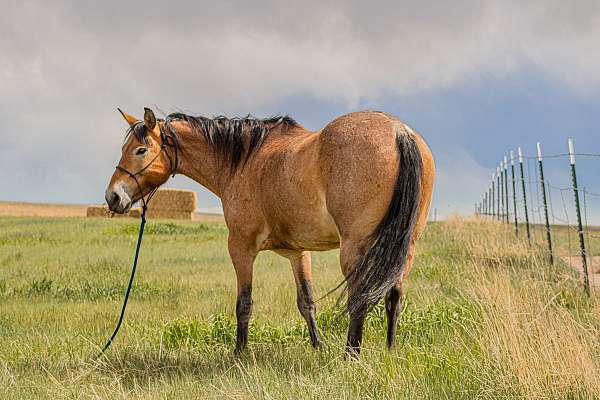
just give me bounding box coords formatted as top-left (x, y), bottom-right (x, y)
top-left (568, 138), bottom-right (590, 296)
top-left (496, 169), bottom-right (501, 221)
top-left (537, 142), bottom-right (554, 265)
top-left (488, 184), bottom-right (492, 217)
top-left (484, 192), bottom-right (487, 216)
top-left (518, 147), bottom-right (531, 244)
top-left (504, 156), bottom-right (510, 224)
top-left (510, 151), bottom-right (519, 234)
top-left (491, 175), bottom-right (496, 219)
top-left (500, 165), bottom-right (505, 223)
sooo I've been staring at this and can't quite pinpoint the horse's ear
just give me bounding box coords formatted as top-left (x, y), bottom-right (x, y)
top-left (117, 108), bottom-right (139, 126)
top-left (144, 107), bottom-right (156, 131)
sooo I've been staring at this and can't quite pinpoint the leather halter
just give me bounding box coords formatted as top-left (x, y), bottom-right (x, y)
top-left (114, 121), bottom-right (179, 211)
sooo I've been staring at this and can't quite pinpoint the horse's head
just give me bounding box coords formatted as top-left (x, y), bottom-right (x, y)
top-left (105, 108), bottom-right (174, 213)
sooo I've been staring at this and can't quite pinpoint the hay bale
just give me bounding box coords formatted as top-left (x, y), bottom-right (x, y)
top-left (86, 205), bottom-right (141, 218)
top-left (149, 189), bottom-right (196, 212)
top-left (127, 208), bottom-right (142, 218)
top-left (145, 209), bottom-right (193, 220)
top-left (86, 205), bottom-right (108, 217)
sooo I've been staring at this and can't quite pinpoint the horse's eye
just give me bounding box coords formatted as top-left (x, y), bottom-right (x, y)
top-left (135, 148), bottom-right (148, 156)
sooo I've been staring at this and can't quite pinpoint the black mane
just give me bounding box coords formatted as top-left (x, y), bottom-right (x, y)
top-left (163, 113), bottom-right (297, 169)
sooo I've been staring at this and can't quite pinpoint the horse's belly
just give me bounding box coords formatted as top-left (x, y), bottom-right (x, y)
top-left (262, 205), bottom-right (340, 251)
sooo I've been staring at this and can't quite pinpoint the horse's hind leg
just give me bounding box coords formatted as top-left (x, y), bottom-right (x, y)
top-left (285, 251), bottom-right (323, 348)
top-left (385, 243), bottom-right (414, 348)
top-left (340, 239), bottom-right (369, 358)
top-left (385, 284), bottom-right (404, 348)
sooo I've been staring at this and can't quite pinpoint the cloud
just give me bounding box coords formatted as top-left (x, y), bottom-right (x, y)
top-left (1, 0), bottom-right (600, 209)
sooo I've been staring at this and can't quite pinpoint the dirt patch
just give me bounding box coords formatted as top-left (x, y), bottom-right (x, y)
top-left (0, 201), bottom-right (224, 222)
top-left (562, 255), bottom-right (600, 287)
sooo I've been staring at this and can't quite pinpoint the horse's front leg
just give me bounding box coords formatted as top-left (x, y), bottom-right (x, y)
top-left (228, 236), bottom-right (257, 353)
top-left (286, 251), bottom-right (323, 348)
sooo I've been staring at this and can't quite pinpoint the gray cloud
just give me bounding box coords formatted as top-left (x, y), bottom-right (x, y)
top-left (1, 0), bottom-right (599, 211)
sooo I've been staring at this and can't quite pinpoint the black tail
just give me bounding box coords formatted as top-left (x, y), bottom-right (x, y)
top-left (346, 127), bottom-right (423, 316)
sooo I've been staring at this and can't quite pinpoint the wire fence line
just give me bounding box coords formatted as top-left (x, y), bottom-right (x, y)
top-left (475, 138), bottom-right (600, 296)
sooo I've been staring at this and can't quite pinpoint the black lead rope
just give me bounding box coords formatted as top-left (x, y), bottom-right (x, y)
top-left (97, 206), bottom-right (147, 357)
top-left (97, 120), bottom-right (178, 358)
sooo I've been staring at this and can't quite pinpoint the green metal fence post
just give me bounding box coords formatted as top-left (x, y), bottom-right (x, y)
top-left (510, 151), bottom-right (519, 235)
top-left (484, 192), bottom-right (487, 216)
top-left (500, 165), bottom-right (505, 223)
top-left (488, 184), bottom-right (492, 218)
top-left (567, 138), bottom-right (589, 295)
top-left (518, 147), bottom-right (531, 245)
top-left (504, 156), bottom-right (510, 224)
top-left (496, 169), bottom-right (501, 221)
top-left (537, 142), bottom-right (554, 265)
top-left (492, 175), bottom-right (496, 219)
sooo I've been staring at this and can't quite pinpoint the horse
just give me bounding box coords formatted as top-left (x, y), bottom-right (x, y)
top-left (105, 107), bottom-right (435, 356)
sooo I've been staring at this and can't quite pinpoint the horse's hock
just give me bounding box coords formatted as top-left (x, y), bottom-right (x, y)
top-left (87, 189), bottom-right (197, 220)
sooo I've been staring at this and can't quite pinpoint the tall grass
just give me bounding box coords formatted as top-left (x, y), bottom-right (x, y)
top-left (0, 216), bottom-right (599, 399)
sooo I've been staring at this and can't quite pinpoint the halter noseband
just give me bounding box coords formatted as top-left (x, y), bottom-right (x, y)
top-left (115, 121), bottom-right (179, 212)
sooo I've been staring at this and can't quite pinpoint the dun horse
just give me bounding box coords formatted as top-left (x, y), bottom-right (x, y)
top-left (105, 108), bottom-right (435, 356)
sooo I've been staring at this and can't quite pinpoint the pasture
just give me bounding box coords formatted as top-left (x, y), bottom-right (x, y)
top-left (2, 216), bottom-right (600, 399)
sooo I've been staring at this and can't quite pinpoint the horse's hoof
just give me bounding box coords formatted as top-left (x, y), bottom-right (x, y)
top-left (344, 347), bottom-right (361, 361)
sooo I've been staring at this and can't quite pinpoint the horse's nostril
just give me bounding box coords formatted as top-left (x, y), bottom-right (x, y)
top-left (111, 192), bottom-right (120, 205)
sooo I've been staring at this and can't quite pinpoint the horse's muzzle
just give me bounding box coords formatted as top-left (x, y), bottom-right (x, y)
top-left (105, 184), bottom-right (132, 214)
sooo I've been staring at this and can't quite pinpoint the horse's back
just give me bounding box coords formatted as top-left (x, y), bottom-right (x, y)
top-left (251, 110), bottom-right (433, 252)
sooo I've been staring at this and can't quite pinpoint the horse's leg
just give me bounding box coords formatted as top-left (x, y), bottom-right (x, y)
top-left (228, 239), bottom-right (257, 353)
top-left (385, 243), bottom-right (414, 348)
top-left (385, 283), bottom-right (404, 348)
top-left (287, 251), bottom-right (323, 348)
top-left (339, 239), bottom-right (368, 358)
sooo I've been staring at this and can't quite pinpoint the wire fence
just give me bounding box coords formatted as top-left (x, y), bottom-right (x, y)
top-left (475, 139), bottom-right (599, 295)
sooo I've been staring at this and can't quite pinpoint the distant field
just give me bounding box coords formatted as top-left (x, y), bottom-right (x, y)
top-left (0, 201), bottom-right (224, 222)
top-left (0, 201), bottom-right (88, 217)
top-left (1, 216), bottom-right (600, 399)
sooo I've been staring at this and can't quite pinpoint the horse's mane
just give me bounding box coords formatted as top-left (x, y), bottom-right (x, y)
top-left (164, 113), bottom-right (298, 169)
top-left (124, 113), bottom-right (298, 169)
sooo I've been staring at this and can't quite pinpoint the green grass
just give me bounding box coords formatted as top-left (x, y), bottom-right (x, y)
top-left (1, 216), bottom-right (600, 399)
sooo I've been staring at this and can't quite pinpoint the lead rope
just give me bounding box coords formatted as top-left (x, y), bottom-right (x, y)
top-left (97, 205), bottom-right (147, 357)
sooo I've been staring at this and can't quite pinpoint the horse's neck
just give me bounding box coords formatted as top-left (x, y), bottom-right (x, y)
top-left (172, 121), bottom-right (306, 197)
top-left (173, 125), bottom-right (227, 198)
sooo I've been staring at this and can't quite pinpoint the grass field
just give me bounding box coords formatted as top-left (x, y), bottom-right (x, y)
top-left (1, 216), bottom-right (600, 399)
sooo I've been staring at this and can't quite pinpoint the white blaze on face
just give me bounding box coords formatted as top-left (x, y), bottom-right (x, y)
top-left (106, 180), bottom-right (133, 213)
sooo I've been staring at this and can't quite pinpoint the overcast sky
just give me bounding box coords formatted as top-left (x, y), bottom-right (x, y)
top-left (2, 1), bottom-right (600, 220)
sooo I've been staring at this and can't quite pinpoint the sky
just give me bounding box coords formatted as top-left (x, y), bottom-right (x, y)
top-left (2, 0), bottom-right (600, 220)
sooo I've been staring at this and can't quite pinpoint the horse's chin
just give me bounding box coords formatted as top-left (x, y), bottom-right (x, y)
top-left (121, 202), bottom-right (132, 214)
top-left (107, 202), bottom-right (131, 214)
